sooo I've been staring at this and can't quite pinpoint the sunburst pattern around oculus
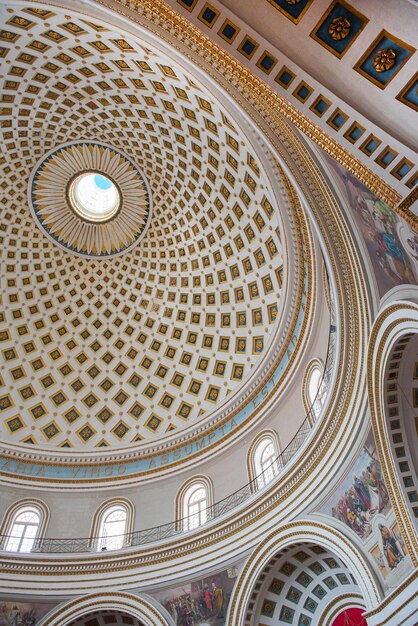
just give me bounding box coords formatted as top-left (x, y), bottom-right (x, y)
top-left (29, 142), bottom-right (152, 258)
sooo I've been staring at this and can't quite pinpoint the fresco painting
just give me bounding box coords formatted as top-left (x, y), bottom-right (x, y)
top-left (151, 566), bottom-right (239, 626)
top-left (319, 428), bottom-right (413, 590)
top-left (0, 601), bottom-right (56, 626)
top-left (322, 153), bottom-right (418, 297)
top-left (370, 520), bottom-right (407, 580)
top-left (323, 429), bottom-right (391, 540)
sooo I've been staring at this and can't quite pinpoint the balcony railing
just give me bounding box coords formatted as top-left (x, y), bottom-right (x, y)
top-left (0, 300), bottom-right (337, 554)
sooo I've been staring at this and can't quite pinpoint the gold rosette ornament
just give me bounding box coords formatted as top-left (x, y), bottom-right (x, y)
top-left (285, 0), bottom-right (302, 5)
top-left (328, 16), bottom-right (351, 41)
top-left (373, 48), bottom-right (397, 72)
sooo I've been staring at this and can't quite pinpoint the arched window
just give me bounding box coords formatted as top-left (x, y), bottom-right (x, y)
top-left (5, 507), bottom-right (40, 552)
top-left (175, 476), bottom-right (213, 531)
top-left (0, 499), bottom-right (49, 553)
top-left (91, 499), bottom-right (134, 552)
top-left (185, 483), bottom-right (207, 530)
top-left (98, 506), bottom-right (127, 551)
top-left (303, 359), bottom-right (327, 424)
top-left (248, 430), bottom-right (281, 490)
top-left (309, 365), bottom-right (323, 417)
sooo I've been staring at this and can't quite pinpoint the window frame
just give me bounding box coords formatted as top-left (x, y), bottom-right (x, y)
top-left (175, 475), bottom-right (214, 531)
top-left (302, 358), bottom-right (326, 425)
top-left (0, 499), bottom-right (49, 553)
top-left (247, 430), bottom-right (281, 491)
top-left (90, 498), bottom-right (134, 552)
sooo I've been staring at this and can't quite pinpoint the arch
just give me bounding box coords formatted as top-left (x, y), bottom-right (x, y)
top-left (247, 542), bottom-right (367, 626)
top-left (36, 591), bottom-right (172, 626)
top-left (302, 357), bottom-right (326, 423)
top-left (0, 498), bottom-right (49, 552)
top-left (227, 520), bottom-right (381, 626)
top-left (175, 475), bottom-right (213, 531)
top-left (368, 301), bottom-right (418, 566)
top-left (247, 429), bottom-right (282, 489)
top-left (90, 498), bottom-right (134, 551)
top-left (321, 599), bottom-right (367, 626)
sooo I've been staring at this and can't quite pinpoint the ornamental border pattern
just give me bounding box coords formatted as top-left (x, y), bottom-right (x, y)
top-left (317, 594), bottom-right (365, 626)
top-left (367, 304), bottom-right (418, 566)
top-left (226, 522), bottom-right (380, 625)
top-left (38, 591), bottom-right (167, 626)
top-left (107, 0), bottom-right (404, 212)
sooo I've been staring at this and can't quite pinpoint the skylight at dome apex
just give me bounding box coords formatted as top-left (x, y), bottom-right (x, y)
top-left (0, 4), bottom-right (293, 450)
top-left (70, 173), bottom-right (120, 221)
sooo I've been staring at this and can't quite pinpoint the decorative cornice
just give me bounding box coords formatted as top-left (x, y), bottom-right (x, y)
top-left (101, 0), bottom-right (402, 210)
top-left (397, 185), bottom-right (418, 227)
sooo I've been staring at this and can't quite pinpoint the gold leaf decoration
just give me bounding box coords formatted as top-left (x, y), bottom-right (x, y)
top-left (373, 48), bottom-right (397, 72)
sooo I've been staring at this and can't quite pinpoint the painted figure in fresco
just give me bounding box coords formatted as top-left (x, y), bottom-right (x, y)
top-left (0, 606), bottom-right (44, 626)
top-left (379, 524), bottom-right (403, 569)
top-left (161, 572), bottom-right (236, 625)
top-left (332, 165), bottom-right (418, 295)
top-left (203, 585), bottom-right (212, 615)
top-left (22, 611), bottom-right (36, 626)
top-left (188, 598), bottom-right (198, 624)
top-left (349, 494), bottom-right (369, 529)
top-left (213, 583), bottom-right (225, 618)
top-left (180, 603), bottom-right (193, 626)
top-left (346, 509), bottom-right (363, 534)
top-left (353, 475), bottom-right (372, 511)
top-left (10, 606), bottom-right (22, 626)
top-left (366, 464), bottom-right (389, 512)
top-left (330, 442), bottom-right (392, 540)
top-left (198, 591), bottom-right (207, 620)
top-left (376, 228), bottom-right (416, 284)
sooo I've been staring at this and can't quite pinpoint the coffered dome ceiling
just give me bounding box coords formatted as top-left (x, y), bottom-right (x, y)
top-left (0, 3), bottom-right (296, 450)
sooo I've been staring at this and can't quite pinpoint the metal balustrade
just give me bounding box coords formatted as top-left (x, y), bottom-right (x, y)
top-left (0, 302), bottom-right (337, 555)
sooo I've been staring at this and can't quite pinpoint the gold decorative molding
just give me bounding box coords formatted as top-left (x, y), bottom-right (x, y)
top-left (397, 185), bottom-right (418, 228)
top-left (39, 591), bottom-right (166, 626)
top-left (227, 521), bottom-right (381, 625)
top-left (367, 304), bottom-right (418, 566)
top-left (102, 0), bottom-right (403, 210)
top-left (363, 568), bottom-right (418, 619)
top-left (318, 593), bottom-right (365, 626)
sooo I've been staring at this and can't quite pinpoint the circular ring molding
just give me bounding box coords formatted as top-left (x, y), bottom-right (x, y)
top-left (29, 142), bottom-right (152, 258)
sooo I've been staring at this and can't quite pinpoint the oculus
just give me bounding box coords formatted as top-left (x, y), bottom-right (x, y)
top-left (29, 142), bottom-right (152, 258)
top-left (68, 173), bottom-right (121, 223)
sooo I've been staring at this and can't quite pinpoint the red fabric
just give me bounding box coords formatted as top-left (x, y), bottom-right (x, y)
top-left (331, 607), bottom-right (368, 626)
